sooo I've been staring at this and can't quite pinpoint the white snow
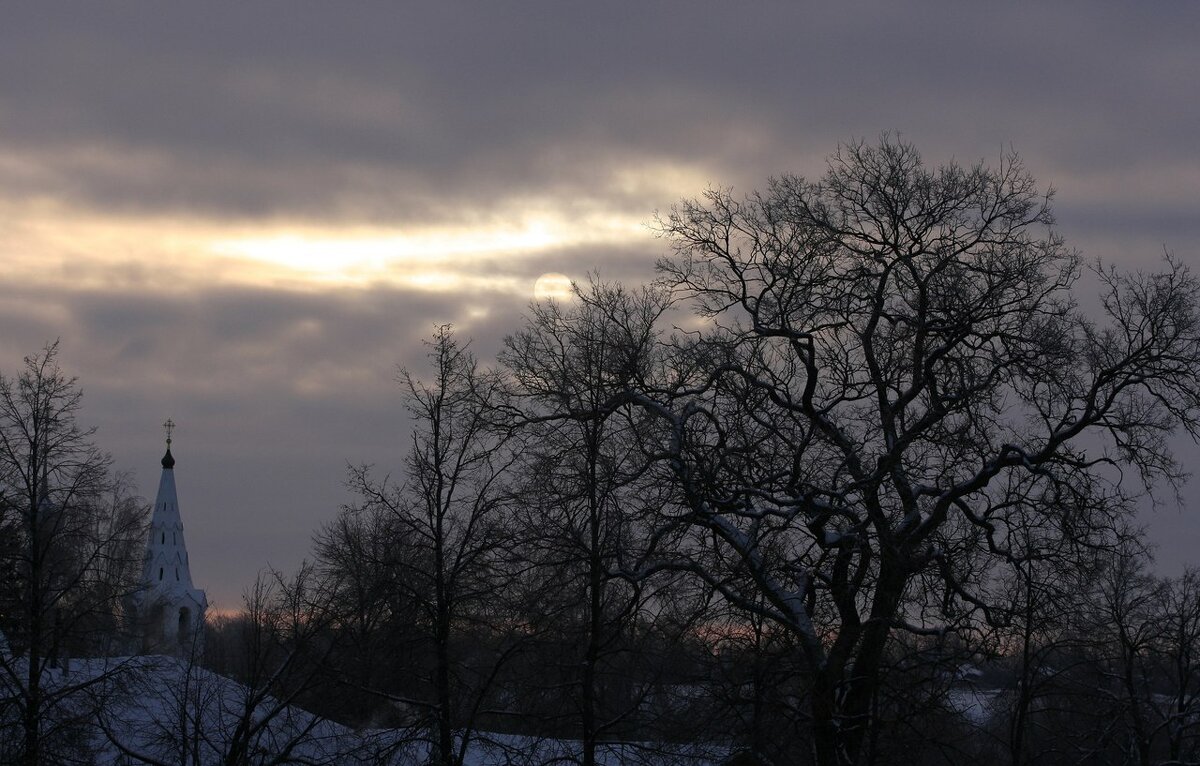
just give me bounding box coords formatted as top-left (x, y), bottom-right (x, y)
top-left (10, 655), bottom-right (722, 765)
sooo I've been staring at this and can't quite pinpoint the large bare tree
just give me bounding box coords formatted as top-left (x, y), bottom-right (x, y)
top-left (640, 136), bottom-right (1200, 766)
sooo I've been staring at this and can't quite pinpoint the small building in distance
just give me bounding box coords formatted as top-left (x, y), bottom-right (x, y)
top-left (129, 422), bottom-right (207, 655)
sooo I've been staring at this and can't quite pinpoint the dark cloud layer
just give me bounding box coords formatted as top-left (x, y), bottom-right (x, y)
top-left (2, 2), bottom-right (1199, 603)
top-left (0, 280), bottom-right (532, 604)
top-left (4, 4), bottom-right (1197, 223)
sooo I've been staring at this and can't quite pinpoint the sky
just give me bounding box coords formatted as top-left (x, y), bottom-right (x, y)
top-left (2, 3), bottom-right (1199, 608)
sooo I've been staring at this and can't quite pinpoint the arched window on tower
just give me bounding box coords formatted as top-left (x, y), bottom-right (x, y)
top-left (158, 567), bottom-right (163, 581)
top-left (178, 607), bottom-right (191, 646)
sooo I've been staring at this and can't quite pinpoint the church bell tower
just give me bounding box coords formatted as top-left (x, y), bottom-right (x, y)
top-left (133, 419), bottom-right (208, 654)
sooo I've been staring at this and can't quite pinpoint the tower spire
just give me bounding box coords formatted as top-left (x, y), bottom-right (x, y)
top-left (161, 418), bottom-right (176, 470)
top-left (134, 420), bottom-right (206, 654)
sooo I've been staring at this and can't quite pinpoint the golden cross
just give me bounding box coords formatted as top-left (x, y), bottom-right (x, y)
top-left (163, 418), bottom-right (175, 446)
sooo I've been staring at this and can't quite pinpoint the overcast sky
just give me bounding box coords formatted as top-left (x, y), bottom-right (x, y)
top-left (2, 3), bottom-right (1199, 608)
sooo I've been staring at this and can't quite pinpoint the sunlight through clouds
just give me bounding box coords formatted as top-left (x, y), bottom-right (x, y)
top-left (0, 199), bottom-right (653, 297)
top-left (533, 272), bottom-right (574, 300)
top-left (208, 212), bottom-right (643, 293)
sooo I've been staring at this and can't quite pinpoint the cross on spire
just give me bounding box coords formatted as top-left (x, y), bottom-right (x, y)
top-left (163, 418), bottom-right (175, 447)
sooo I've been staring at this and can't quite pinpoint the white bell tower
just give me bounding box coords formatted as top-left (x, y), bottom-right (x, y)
top-left (134, 419), bottom-right (208, 654)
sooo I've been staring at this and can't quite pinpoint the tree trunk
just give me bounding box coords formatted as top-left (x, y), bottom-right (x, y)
top-left (1009, 582), bottom-right (1037, 766)
top-left (434, 541), bottom-right (455, 766)
top-left (810, 671), bottom-right (841, 766)
top-left (22, 498), bottom-right (42, 766)
top-left (581, 428), bottom-right (602, 766)
top-left (435, 610), bottom-right (454, 766)
top-left (810, 567), bottom-right (905, 766)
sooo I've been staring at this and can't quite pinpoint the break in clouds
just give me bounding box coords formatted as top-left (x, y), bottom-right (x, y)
top-left (1, 2), bottom-right (1199, 605)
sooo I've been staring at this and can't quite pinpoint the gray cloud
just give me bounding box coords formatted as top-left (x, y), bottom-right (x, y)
top-left (3, 3), bottom-right (1196, 223)
top-left (0, 281), bottom-right (532, 603)
top-left (2, 1), bottom-right (1199, 602)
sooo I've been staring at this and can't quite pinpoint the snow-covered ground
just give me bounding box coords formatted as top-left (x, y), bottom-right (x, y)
top-left (14, 655), bottom-right (722, 765)
top-left (7, 653), bottom-right (1011, 764)
top-left (82, 655), bottom-right (368, 764)
top-left (946, 686), bottom-right (1002, 726)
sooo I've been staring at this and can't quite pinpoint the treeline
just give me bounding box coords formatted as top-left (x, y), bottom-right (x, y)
top-left (5, 136), bottom-right (1200, 766)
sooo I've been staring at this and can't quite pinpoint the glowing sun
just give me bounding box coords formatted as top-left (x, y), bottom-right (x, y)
top-left (533, 272), bottom-right (574, 301)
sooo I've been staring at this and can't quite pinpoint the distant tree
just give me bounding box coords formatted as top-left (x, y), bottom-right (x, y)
top-left (331, 327), bottom-right (523, 766)
top-left (1152, 567), bottom-right (1200, 764)
top-left (0, 341), bottom-right (146, 766)
top-left (638, 136), bottom-right (1200, 766)
top-left (697, 592), bottom-right (811, 763)
top-left (1045, 546), bottom-right (1200, 766)
top-left (500, 279), bottom-right (683, 764)
top-left (994, 489), bottom-right (1124, 766)
top-left (310, 499), bottom-right (408, 727)
top-left (1068, 539), bottom-right (1165, 766)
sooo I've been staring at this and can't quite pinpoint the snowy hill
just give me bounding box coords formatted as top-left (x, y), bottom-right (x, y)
top-left (21, 655), bottom-right (722, 765)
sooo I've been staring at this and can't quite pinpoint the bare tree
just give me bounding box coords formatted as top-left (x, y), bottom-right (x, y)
top-left (310, 499), bottom-right (408, 727)
top-left (335, 327), bottom-right (522, 766)
top-left (1153, 567), bottom-right (1200, 765)
top-left (1060, 538), bottom-right (1165, 766)
top-left (1054, 550), bottom-right (1200, 766)
top-left (0, 341), bottom-right (146, 765)
top-left (993, 487), bottom-right (1126, 766)
top-left (500, 279), bottom-right (683, 764)
top-left (638, 136), bottom-right (1200, 766)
